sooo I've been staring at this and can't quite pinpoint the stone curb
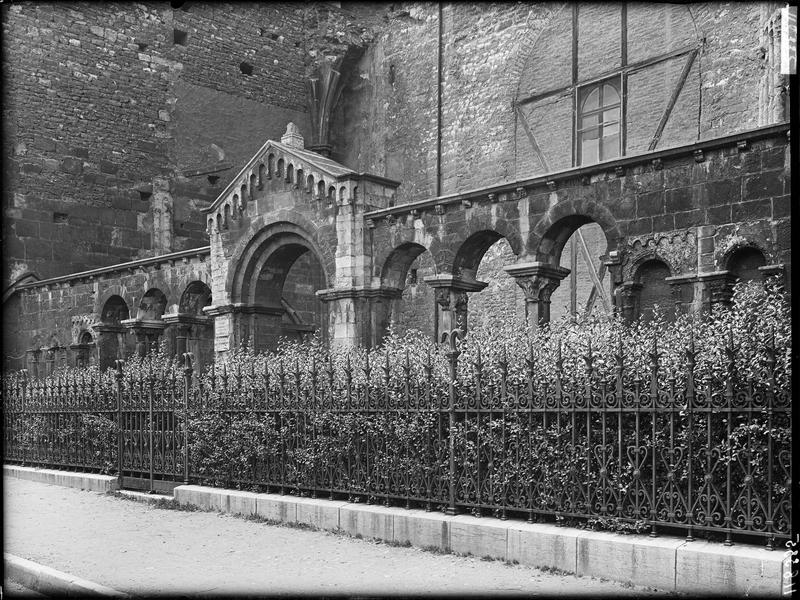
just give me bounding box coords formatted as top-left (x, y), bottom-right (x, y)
top-left (3, 465), bottom-right (119, 493)
top-left (173, 484), bottom-right (786, 597)
top-left (5, 466), bottom-right (786, 597)
top-left (4, 553), bottom-right (128, 598)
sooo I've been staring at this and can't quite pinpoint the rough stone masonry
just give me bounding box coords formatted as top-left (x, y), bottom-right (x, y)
top-left (1, 2), bottom-right (791, 371)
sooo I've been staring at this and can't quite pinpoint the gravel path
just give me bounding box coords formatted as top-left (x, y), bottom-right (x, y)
top-left (4, 476), bottom-right (665, 597)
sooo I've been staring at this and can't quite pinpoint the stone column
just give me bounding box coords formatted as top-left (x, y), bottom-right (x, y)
top-left (616, 282), bottom-right (642, 323)
top-left (95, 324), bottom-right (126, 370)
top-left (68, 343), bottom-right (90, 368)
top-left (665, 274), bottom-right (697, 318)
top-left (503, 262), bottom-right (570, 327)
top-left (204, 304), bottom-right (284, 353)
top-left (423, 275), bottom-right (488, 340)
top-left (121, 318), bottom-right (166, 357)
top-left (698, 271), bottom-right (738, 314)
top-left (26, 349), bottom-right (41, 379)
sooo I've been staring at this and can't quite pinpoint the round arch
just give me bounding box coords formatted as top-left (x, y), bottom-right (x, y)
top-left (179, 281), bottom-right (212, 315)
top-left (380, 242), bottom-right (430, 290)
top-left (225, 215), bottom-right (335, 301)
top-left (531, 199), bottom-right (621, 265)
top-left (101, 295), bottom-right (130, 324)
top-left (231, 228), bottom-right (330, 307)
top-left (138, 288), bottom-right (168, 320)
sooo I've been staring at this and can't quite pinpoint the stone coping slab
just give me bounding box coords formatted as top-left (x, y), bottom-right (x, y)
top-left (3, 465), bottom-right (119, 493)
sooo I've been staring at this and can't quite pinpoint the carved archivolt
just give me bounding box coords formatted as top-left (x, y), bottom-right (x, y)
top-left (623, 229), bottom-right (696, 281)
top-left (71, 314), bottom-right (101, 345)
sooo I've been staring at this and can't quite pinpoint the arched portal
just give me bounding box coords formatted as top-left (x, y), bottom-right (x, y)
top-left (231, 226), bottom-right (329, 351)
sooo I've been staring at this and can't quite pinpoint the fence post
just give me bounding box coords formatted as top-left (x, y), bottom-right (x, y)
top-left (115, 360), bottom-right (124, 489)
top-left (182, 352), bottom-right (193, 486)
top-left (148, 358), bottom-right (155, 494)
top-left (442, 328), bottom-right (463, 516)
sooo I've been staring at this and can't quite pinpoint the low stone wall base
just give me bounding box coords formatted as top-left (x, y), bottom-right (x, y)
top-left (172, 484), bottom-right (787, 597)
top-left (4, 464), bottom-right (119, 493)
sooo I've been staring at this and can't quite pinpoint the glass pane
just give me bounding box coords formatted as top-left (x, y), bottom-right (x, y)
top-left (602, 82), bottom-right (620, 105)
top-left (582, 137), bottom-right (600, 164)
top-left (581, 126), bottom-right (600, 140)
top-left (579, 113), bottom-right (600, 129)
top-left (602, 121), bottom-right (619, 137)
top-left (582, 88), bottom-right (600, 112)
top-left (601, 134), bottom-right (620, 160)
top-left (602, 108), bottom-right (620, 124)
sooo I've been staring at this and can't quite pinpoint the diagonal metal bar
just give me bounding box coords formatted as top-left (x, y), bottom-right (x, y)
top-left (648, 48), bottom-right (699, 151)
top-left (515, 104), bottom-right (551, 172)
top-left (576, 229), bottom-right (611, 313)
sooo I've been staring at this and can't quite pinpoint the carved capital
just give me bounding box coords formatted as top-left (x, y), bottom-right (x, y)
top-left (504, 262), bottom-right (570, 302)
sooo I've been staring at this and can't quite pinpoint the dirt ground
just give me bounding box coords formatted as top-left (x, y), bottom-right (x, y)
top-left (3, 476), bottom-right (666, 597)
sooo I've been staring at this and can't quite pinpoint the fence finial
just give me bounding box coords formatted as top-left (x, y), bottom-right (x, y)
top-left (182, 352), bottom-right (193, 374)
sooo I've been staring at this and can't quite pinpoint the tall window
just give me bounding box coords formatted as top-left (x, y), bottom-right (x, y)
top-left (577, 78), bottom-right (621, 165)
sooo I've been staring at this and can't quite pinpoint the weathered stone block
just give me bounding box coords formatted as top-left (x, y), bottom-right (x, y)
top-left (294, 497), bottom-right (348, 531)
top-left (675, 540), bottom-right (783, 597)
top-left (449, 514), bottom-right (508, 560)
top-left (255, 494), bottom-right (297, 523)
top-left (393, 509), bottom-right (452, 551)
top-left (340, 504), bottom-right (394, 540)
top-left (732, 199), bottom-right (771, 223)
top-left (507, 522), bottom-right (578, 573)
top-left (576, 530), bottom-right (683, 591)
top-left (743, 173), bottom-right (783, 200)
top-left (636, 192), bottom-right (664, 216)
top-left (60, 157), bottom-right (82, 175)
top-left (227, 490), bottom-right (258, 516)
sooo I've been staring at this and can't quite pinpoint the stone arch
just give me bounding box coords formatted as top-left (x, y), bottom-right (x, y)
top-left (179, 281), bottom-right (212, 315)
top-left (227, 217), bottom-right (334, 306)
top-left (726, 245), bottom-right (767, 284)
top-left (627, 247), bottom-right (679, 281)
top-left (227, 219), bottom-right (331, 350)
top-left (138, 288), bottom-right (167, 320)
top-left (380, 242), bottom-right (430, 290)
top-left (101, 294), bottom-right (130, 324)
top-left (452, 230), bottom-right (505, 280)
top-left (531, 198), bottom-right (620, 264)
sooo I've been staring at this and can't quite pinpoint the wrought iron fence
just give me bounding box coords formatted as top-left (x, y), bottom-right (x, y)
top-left (2, 331), bottom-right (791, 548)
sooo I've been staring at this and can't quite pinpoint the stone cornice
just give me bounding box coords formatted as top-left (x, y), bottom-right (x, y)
top-left (17, 247), bottom-right (211, 291)
top-left (364, 122), bottom-right (790, 222)
top-left (422, 275), bottom-right (489, 292)
top-left (316, 286), bottom-right (404, 302)
top-left (503, 262), bottom-right (571, 281)
top-left (161, 312), bottom-right (212, 326)
top-left (202, 304), bottom-right (284, 317)
top-left (120, 318), bottom-right (166, 331)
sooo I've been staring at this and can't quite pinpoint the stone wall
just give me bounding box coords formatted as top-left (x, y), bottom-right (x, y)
top-left (333, 2), bottom-right (785, 205)
top-left (1, 1), bottom-right (366, 286)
